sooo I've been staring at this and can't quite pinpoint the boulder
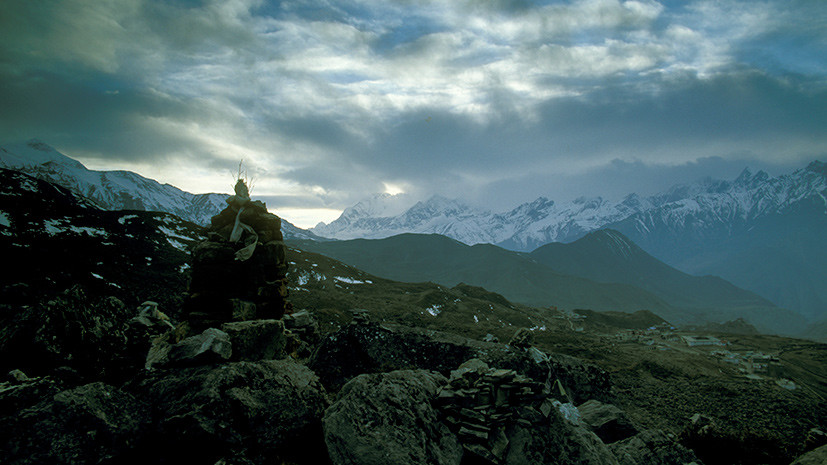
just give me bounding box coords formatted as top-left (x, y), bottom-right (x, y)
top-left (610, 429), bottom-right (701, 465)
top-left (166, 327), bottom-right (232, 367)
top-left (221, 319), bottom-right (286, 361)
top-left (137, 359), bottom-right (328, 463)
top-left (121, 301), bottom-right (179, 378)
top-left (802, 428), bottom-right (827, 452)
top-left (790, 444), bottom-right (827, 465)
top-left (578, 399), bottom-right (638, 444)
top-left (509, 328), bottom-right (534, 349)
top-left (504, 408), bottom-right (620, 465)
top-left (323, 369), bottom-right (462, 465)
top-left (0, 382), bottom-right (149, 465)
top-left (0, 374), bottom-right (64, 418)
top-left (283, 309), bottom-right (322, 358)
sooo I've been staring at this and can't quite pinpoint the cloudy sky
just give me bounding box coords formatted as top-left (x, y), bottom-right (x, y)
top-left (1, 0), bottom-right (825, 227)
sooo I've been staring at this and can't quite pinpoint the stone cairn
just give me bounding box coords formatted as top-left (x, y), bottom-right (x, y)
top-left (435, 358), bottom-right (572, 464)
top-left (183, 179), bottom-right (290, 333)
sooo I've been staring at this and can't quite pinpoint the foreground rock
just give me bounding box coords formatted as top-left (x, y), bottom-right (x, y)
top-left (790, 444), bottom-right (827, 465)
top-left (578, 399), bottom-right (638, 444)
top-left (324, 370), bottom-right (462, 465)
top-left (0, 373), bottom-right (64, 417)
top-left (221, 319), bottom-right (286, 361)
top-left (504, 414), bottom-right (620, 465)
top-left (145, 327), bottom-right (233, 369)
top-left (137, 359), bottom-right (328, 463)
top-left (0, 382), bottom-right (149, 465)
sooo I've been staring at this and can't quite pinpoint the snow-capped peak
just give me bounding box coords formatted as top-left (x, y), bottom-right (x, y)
top-left (0, 139), bottom-right (87, 171)
top-left (0, 141), bottom-right (232, 225)
top-left (341, 192), bottom-right (414, 221)
top-left (309, 160), bottom-right (826, 252)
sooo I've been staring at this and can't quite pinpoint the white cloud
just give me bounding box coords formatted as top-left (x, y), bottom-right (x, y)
top-left (3, 0), bottom-right (826, 228)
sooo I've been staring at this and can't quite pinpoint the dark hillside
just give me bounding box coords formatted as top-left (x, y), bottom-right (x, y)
top-left (529, 229), bottom-right (805, 335)
top-left (293, 234), bottom-right (675, 318)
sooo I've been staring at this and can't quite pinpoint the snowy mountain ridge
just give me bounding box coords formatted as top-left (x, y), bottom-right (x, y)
top-left (0, 140), bottom-right (228, 225)
top-left (0, 139), bottom-right (319, 240)
top-left (311, 161), bottom-right (827, 252)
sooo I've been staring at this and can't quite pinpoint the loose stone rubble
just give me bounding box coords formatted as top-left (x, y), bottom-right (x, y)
top-left (435, 358), bottom-right (573, 463)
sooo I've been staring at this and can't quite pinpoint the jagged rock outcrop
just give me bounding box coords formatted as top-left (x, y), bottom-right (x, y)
top-left (221, 319), bottom-right (287, 361)
top-left (610, 429), bottom-right (702, 465)
top-left (0, 373), bottom-right (65, 418)
top-left (136, 359), bottom-right (328, 463)
top-left (184, 180), bottom-right (290, 332)
top-left (324, 370), bottom-right (462, 465)
top-left (578, 399), bottom-right (639, 444)
top-left (0, 382), bottom-right (150, 465)
top-left (504, 415), bottom-right (619, 465)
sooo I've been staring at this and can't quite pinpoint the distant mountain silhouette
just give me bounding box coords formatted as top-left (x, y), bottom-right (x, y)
top-left (294, 232), bottom-right (807, 335)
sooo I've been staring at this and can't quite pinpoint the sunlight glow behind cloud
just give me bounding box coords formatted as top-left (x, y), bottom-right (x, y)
top-left (1, 0), bottom-right (825, 224)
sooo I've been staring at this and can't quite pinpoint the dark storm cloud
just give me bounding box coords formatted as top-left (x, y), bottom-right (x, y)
top-left (1, 0), bottom-right (825, 223)
top-left (0, 67), bottom-right (234, 166)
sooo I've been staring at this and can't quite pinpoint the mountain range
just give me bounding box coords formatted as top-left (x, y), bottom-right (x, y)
top-left (2, 139), bottom-right (823, 336)
top-left (0, 139), bottom-right (321, 241)
top-left (312, 162), bottom-right (827, 324)
top-left (0, 161), bottom-right (801, 335)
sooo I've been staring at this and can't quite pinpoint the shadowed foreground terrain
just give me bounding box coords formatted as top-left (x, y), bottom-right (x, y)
top-left (1, 169), bottom-right (825, 465)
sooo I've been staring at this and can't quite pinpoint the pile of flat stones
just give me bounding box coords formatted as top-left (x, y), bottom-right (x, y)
top-left (283, 310), bottom-right (321, 357)
top-left (435, 358), bottom-right (561, 463)
top-left (183, 179), bottom-right (290, 333)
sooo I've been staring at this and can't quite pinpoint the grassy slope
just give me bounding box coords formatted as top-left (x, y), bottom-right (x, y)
top-left (529, 229), bottom-right (808, 335)
top-left (293, 234), bottom-right (675, 317)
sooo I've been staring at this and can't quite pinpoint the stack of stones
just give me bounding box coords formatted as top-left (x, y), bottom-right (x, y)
top-left (435, 359), bottom-right (557, 463)
top-left (184, 179), bottom-right (290, 333)
top-left (283, 310), bottom-right (321, 358)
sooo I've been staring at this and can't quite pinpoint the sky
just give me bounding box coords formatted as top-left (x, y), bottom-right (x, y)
top-left (1, 0), bottom-right (826, 228)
